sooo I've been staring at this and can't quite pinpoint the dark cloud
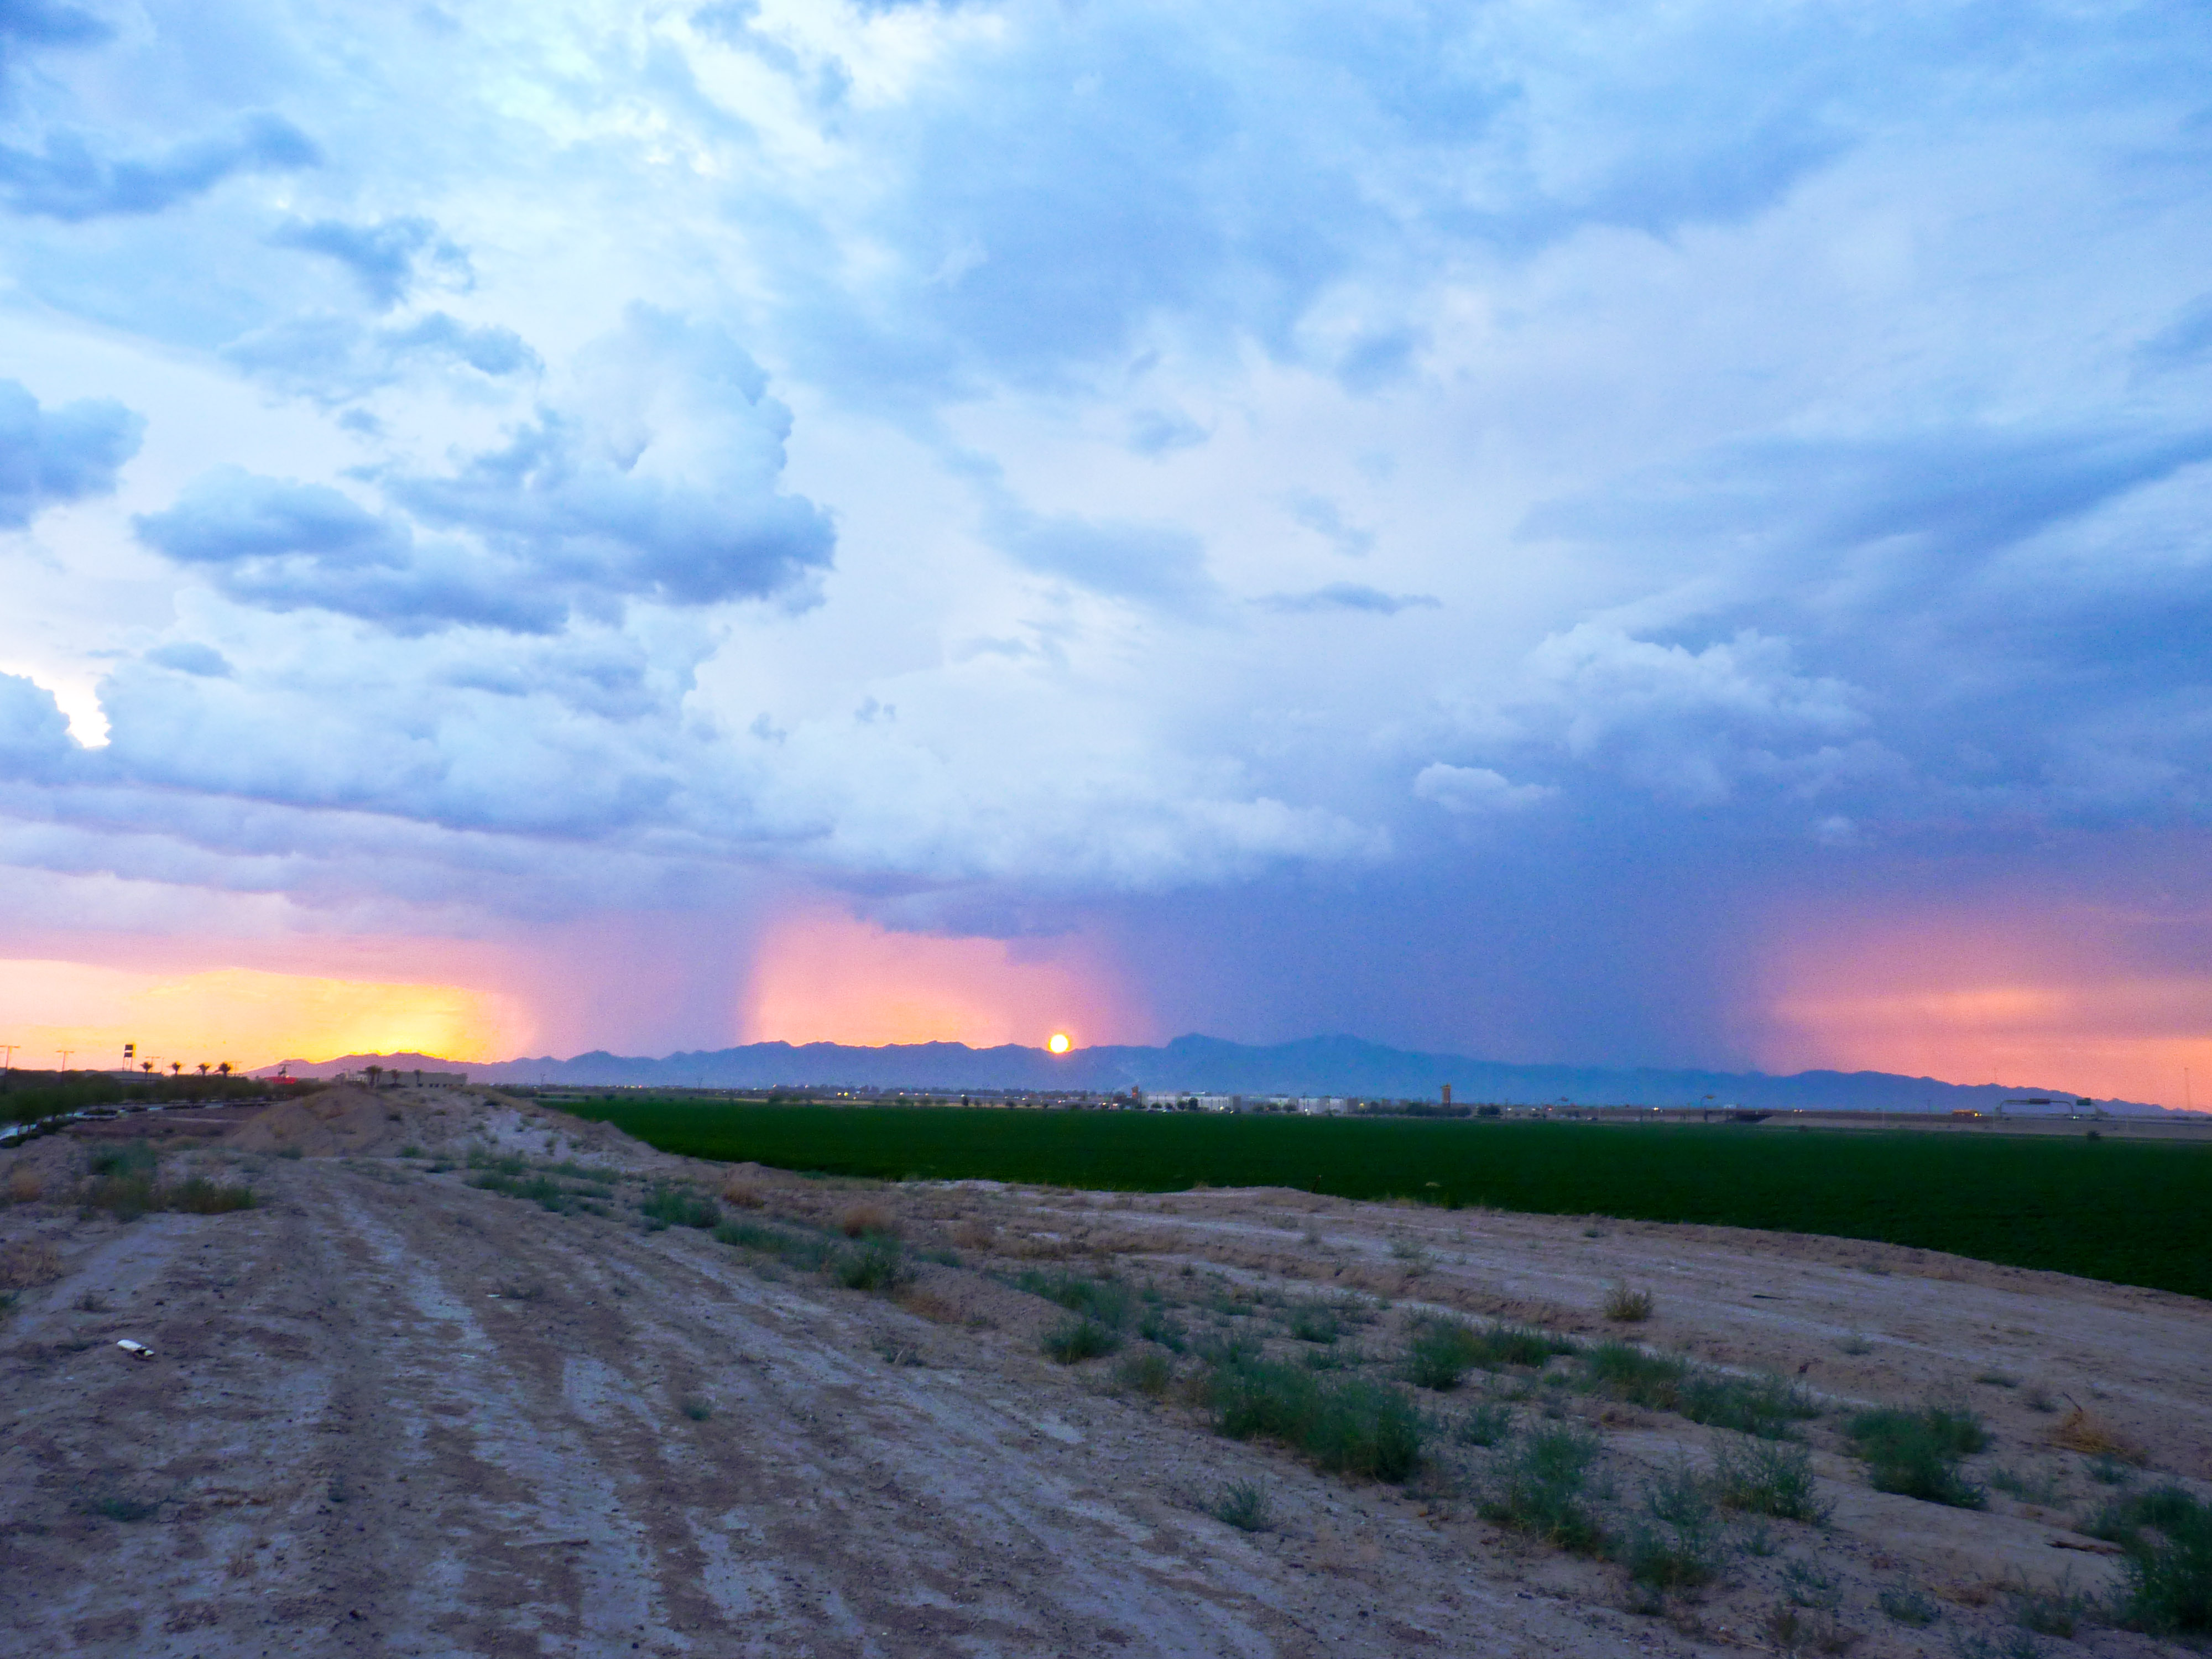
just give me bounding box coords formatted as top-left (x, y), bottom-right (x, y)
top-left (387, 411), bottom-right (833, 611)
top-left (133, 468), bottom-right (563, 634)
top-left (0, 112), bottom-right (319, 220)
top-left (268, 216), bottom-right (470, 309)
top-left (1256, 583), bottom-right (1438, 615)
top-left (145, 641), bottom-right (234, 678)
top-left (0, 378), bottom-right (142, 526)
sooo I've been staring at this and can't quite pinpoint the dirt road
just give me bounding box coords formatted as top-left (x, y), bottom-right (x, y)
top-left (0, 1091), bottom-right (2203, 1658)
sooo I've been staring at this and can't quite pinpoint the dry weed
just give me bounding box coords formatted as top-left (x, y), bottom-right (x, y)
top-left (3, 1168), bottom-right (44, 1204)
top-left (718, 1178), bottom-right (765, 1209)
top-left (838, 1202), bottom-right (896, 1239)
top-left (2050, 1406), bottom-right (2148, 1465)
top-left (0, 1238), bottom-right (62, 1289)
top-left (894, 1285), bottom-right (964, 1324)
top-left (1603, 1282), bottom-right (1656, 1322)
top-left (950, 1219), bottom-right (997, 1251)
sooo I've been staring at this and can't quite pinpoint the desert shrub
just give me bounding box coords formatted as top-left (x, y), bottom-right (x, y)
top-left (639, 1185), bottom-right (720, 1230)
top-left (827, 1236), bottom-right (909, 1292)
top-left (1288, 1303), bottom-right (1342, 1344)
top-left (1579, 1341), bottom-right (1817, 1438)
top-left (1405, 1318), bottom-right (1484, 1390)
top-left (85, 1493), bottom-right (161, 1524)
top-left (681, 1394), bottom-right (714, 1422)
top-left (1848, 1405), bottom-right (1988, 1509)
top-left (89, 1142), bottom-right (159, 1178)
top-left (1116, 1349), bottom-right (1174, 1397)
top-left (164, 1176), bottom-right (256, 1215)
top-left (1767, 1604), bottom-right (1862, 1656)
top-left (719, 1178), bottom-right (765, 1209)
top-left (2090, 1486), bottom-right (2212, 1636)
top-left (1041, 1316), bottom-right (1121, 1363)
top-left (1878, 1587), bottom-right (1940, 1627)
top-left (1480, 1426), bottom-right (1606, 1554)
top-left (1209, 1358), bottom-right (1423, 1483)
top-left (1712, 1438), bottom-right (1832, 1524)
top-left (0, 1239), bottom-right (61, 1289)
top-left (1604, 1282), bottom-right (1656, 1322)
top-left (1623, 1461), bottom-right (1723, 1589)
top-left (1456, 1400), bottom-right (1514, 1447)
top-left (275, 1145), bottom-right (304, 1160)
top-left (1139, 1306), bottom-right (1187, 1350)
top-left (713, 1218), bottom-right (830, 1270)
top-left (1213, 1480), bottom-right (1271, 1532)
top-left (1017, 1269), bottom-right (1133, 1329)
top-left (2012, 1579), bottom-right (2093, 1638)
top-left (1782, 1557), bottom-right (1841, 1609)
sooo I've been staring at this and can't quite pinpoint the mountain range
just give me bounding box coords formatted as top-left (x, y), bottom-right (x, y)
top-left (256, 1034), bottom-right (2178, 1114)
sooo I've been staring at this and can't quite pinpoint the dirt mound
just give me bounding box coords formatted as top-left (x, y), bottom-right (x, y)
top-left (216, 1085), bottom-right (674, 1170)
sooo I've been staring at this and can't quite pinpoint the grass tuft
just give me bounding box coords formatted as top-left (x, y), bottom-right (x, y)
top-left (639, 1185), bottom-right (720, 1230)
top-left (1041, 1316), bottom-right (1121, 1364)
top-left (1016, 1269), bottom-right (1133, 1329)
top-left (1621, 1460), bottom-right (1722, 1590)
top-left (1604, 1282), bottom-right (1656, 1322)
top-left (1712, 1438), bottom-right (1832, 1524)
top-left (681, 1394), bottom-right (714, 1421)
top-left (1877, 1587), bottom-right (1939, 1627)
top-left (1115, 1349), bottom-right (1174, 1398)
top-left (1209, 1357), bottom-right (1424, 1483)
top-left (1480, 1426), bottom-right (1606, 1554)
top-left (1581, 1340), bottom-right (1817, 1439)
top-left (1213, 1480), bottom-right (1271, 1532)
top-left (1455, 1400), bottom-right (1514, 1447)
top-left (2086, 1485), bottom-right (2212, 1635)
top-left (826, 1235), bottom-right (909, 1292)
top-left (1848, 1404), bottom-right (1988, 1509)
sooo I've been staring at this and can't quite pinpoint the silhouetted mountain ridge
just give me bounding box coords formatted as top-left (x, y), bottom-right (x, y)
top-left (256, 1035), bottom-right (2176, 1113)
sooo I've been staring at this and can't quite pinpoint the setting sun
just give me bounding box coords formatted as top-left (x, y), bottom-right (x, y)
top-left (1047, 1032), bottom-right (1072, 1055)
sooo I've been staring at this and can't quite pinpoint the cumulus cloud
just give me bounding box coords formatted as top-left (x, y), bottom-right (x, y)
top-left (0, 672), bottom-right (76, 780)
top-left (1517, 625), bottom-right (1878, 808)
top-left (0, 113), bottom-right (318, 220)
top-left (1413, 763), bottom-right (1554, 815)
top-left (143, 306), bottom-right (831, 630)
top-left (0, 378), bottom-right (142, 526)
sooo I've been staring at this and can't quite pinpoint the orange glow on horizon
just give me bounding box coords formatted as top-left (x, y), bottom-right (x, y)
top-left (741, 909), bottom-right (1128, 1049)
top-left (1757, 914), bottom-right (2212, 1108)
top-left (0, 959), bottom-right (532, 1072)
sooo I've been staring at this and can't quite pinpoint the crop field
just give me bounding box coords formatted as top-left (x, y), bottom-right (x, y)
top-left (567, 1100), bottom-right (2212, 1302)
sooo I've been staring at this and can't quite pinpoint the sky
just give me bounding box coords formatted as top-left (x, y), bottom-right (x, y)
top-left (1, 1), bottom-right (2208, 1103)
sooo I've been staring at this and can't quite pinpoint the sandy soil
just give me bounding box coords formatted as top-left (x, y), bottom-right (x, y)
top-left (0, 1089), bottom-right (2203, 1658)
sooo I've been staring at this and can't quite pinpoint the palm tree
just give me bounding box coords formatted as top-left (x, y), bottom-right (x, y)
top-left (216, 1061), bottom-right (232, 1077)
top-left (366, 1064), bottom-right (384, 1090)
top-left (196, 1062), bottom-right (210, 1077)
top-left (140, 1061), bottom-right (154, 1074)
top-left (170, 1061), bottom-right (182, 1077)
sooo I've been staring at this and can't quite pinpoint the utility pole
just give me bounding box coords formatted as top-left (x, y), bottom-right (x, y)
top-left (58, 1048), bottom-right (74, 1072)
top-left (0, 1042), bottom-right (15, 1071)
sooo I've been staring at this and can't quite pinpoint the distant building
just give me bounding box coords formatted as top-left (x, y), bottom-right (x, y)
top-left (1296, 1097), bottom-right (1349, 1115)
top-left (1194, 1094), bottom-right (1240, 1112)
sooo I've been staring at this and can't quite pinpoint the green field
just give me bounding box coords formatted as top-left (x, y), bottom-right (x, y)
top-left (564, 1100), bottom-right (2212, 1302)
